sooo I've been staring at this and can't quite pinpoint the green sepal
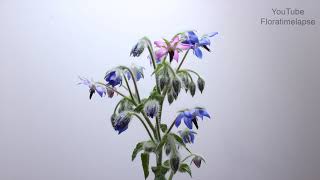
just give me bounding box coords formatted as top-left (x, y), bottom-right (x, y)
top-left (132, 142), bottom-right (144, 161)
top-left (179, 163), bottom-right (192, 177)
top-left (134, 103), bottom-right (145, 113)
top-left (143, 141), bottom-right (157, 153)
top-left (141, 153), bottom-right (150, 179)
top-left (160, 124), bottom-right (168, 133)
top-left (163, 160), bottom-right (170, 168)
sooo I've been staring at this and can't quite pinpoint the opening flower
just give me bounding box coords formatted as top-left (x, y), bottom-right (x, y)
top-left (178, 129), bottom-right (197, 144)
top-left (78, 77), bottom-right (106, 99)
top-left (191, 155), bottom-right (206, 168)
top-left (114, 112), bottom-right (132, 134)
top-left (104, 69), bottom-right (122, 87)
top-left (182, 31), bottom-right (218, 59)
top-left (175, 108), bottom-right (211, 129)
top-left (126, 64), bottom-right (144, 81)
top-left (130, 39), bottom-right (146, 57)
top-left (144, 99), bottom-right (160, 118)
top-left (154, 36), bottom-right (190, 62)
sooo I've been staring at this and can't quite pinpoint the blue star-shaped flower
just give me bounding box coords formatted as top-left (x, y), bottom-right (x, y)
top-left (182, 31), bottom-right (218, 59)
top-left (175, 108), bottom-right (211, 129)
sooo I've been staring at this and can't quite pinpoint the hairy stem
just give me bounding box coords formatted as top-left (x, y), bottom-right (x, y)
top-left (147, 46), bottom-right (161, 93)
top-left (165, 119), bottom-right (176, 136)
top-left (176, 49), bottom-right (190, 71)
top-left (124, 68), bottom-right (141, 103)
top-left (141, 112), bottom-right (157, 139)
top-left (123, 75), bottom-right (136, 105)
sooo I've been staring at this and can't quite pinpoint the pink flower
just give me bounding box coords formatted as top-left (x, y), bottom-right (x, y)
top-left (154, 36), bottom-right (190, 62)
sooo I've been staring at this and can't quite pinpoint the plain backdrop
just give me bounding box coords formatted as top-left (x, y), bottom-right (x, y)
top-left (0, 0), bottom-right (320, 180)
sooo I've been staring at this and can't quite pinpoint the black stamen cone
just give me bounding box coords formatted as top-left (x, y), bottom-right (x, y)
top-left (203, 45), bottom-right (211, 52)
top-left (192, 117), bottom-right (199, 129)
top-left (169, 50), bottom-right (174, 62)
top-left (89, 88), bottom-right (95, 99)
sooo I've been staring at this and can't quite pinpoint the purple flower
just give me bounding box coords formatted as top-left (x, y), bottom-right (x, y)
top-left (178, 129), bottom-right (197, 144)
top-left (78, 77), bottom-right (106, 99)
top-left (114, 112), bottom-right (132, 134)
top-left (175, 108), bottom-right (211, 129)
top-left (154, 36), bottom-right (190, 62)
top-left (104, 70), bottom-right (122, 87)
top-left (182, 31), bottom-right (218, 59)
top-left (144, 100), bottom-right (159, 118)
top-left (191, 155), bottom-right (205, 168)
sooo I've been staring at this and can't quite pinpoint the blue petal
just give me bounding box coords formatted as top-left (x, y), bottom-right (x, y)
top-left (136, 72), bottom-right (142, 81)
top-left (196, 109), bottom-right (211, 119)
top-left (95, 86), bottom-right (106, 97)
top-left (190, 133), bottom-right (195, 143)
top-left (126, 71), bottom-right (131, 80)
top-left (207, 32), bottom-right (218, 37)
top-left (199, 37), bottom-right (211, 46)
top-left (194, 48), bottom-right (203, 59)
top-left (183, 111), bottom-right (193, 118)
top-left (117, 125), bottom-right (128, 134)
top-left (175, 113), bottom-right (184, 127)
top-left (184, 117), bottom-right (193, 129)
top-left (187, 31), bottom-right (199, 44)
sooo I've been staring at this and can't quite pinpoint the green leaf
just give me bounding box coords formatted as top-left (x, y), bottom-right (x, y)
top-left (141, 153), bottom-right (150, 179)
top-left (179, 163), bottom-right (192, 177)
top-left (143, 141), bottom-right (156, 152)
top-left (160, 124), bottom-right (168, 133)
top-left (163, 160), bottom-right (170, 168)
top-left (132, 142), bottom-right (144, 161)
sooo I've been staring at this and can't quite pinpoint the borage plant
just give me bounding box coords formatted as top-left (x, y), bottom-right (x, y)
top-left (79, 30), bottom-right (218, 180)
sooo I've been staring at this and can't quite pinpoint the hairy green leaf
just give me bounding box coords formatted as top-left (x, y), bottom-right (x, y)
top-left (141, 153), bottom-right (150, 179)
top-left (179, 163), bottom-right (192, 177)
top-left (160, 124), bottom-right (168, 133)
top-left (132, 142), bottom-right (144, 161)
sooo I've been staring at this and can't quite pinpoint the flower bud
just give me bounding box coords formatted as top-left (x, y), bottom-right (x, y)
top-left (144, 100), bottom-right (159, 118)
top-left (197, 77), bottom-right (205, 93)
top-left (170, 155), bottom-right (180, 173)
top-left (189, 81), bottom-right (196, 97)
top-left (107, 88), bottom-right (115, 98)
top-left (114, 112), bottom-right (132, 134)
top-left (167, 91), bottom-right (174, 104)
top-left (130, 39), bottom-right (145, 57)
top-left (191, 155), bottom-right (205, 168)
top-left (172, 77), bottom-right (181, 95)
top-left (165, 143), bottom-right (171, 155)
top-left (110, 113), bottom-right (117, 128)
